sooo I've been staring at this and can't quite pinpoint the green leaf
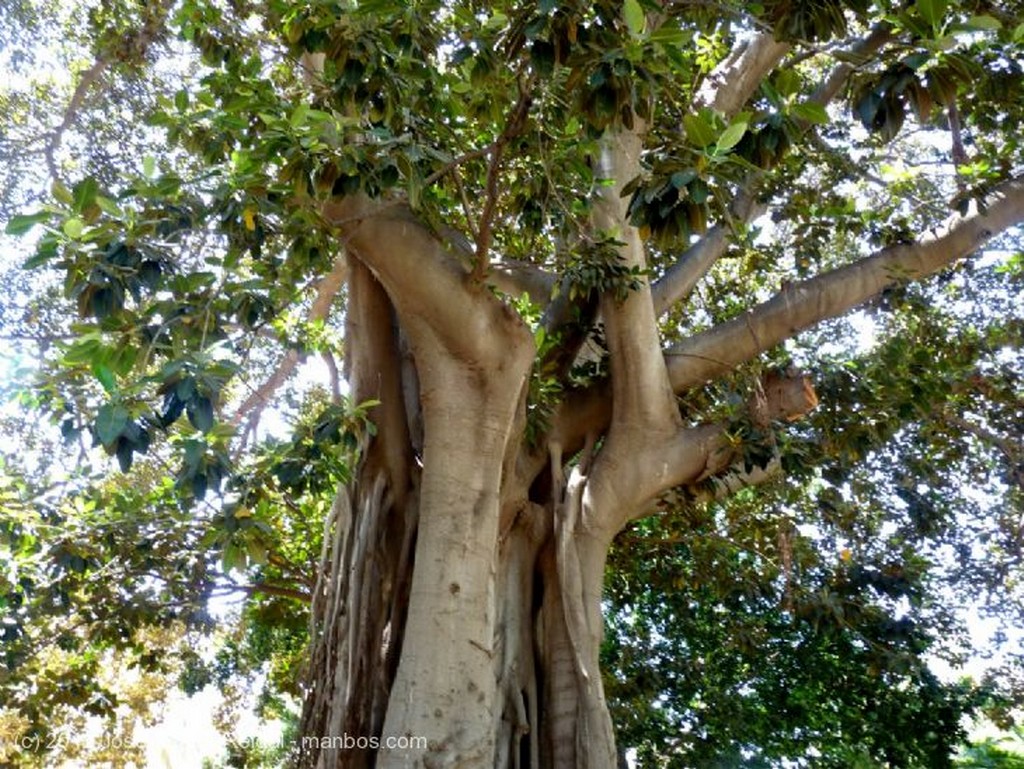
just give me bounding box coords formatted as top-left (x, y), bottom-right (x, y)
top-left (290, 103), bottom-right (310, 129)
top-left (192, 472), bottom-right (208, 499)
top-left (792, 101), bottom-right (829, 124)
top-left (916, 0), bottom-right (947, 27)
top-left (95, 403), bottom-right (129, 447)
top-left (530, 40), bottom-right (556, 77)
top-left (716, 121), bottom-right (748, 152)
top-left (23, 248), bottom-right (55, 269)
top-left (73, 177), bottom-right (98, 213)
top-left (670, 169), bottom-right (697, 189)
top-left (484, 10), bottom-right (507, 31)
top-left (775, 69), bottom-right (801, 99)
top-left (688, 178), bottom-right (709, 204)
top-left (246, 538), bottom-right (268, 566)
top-left (63, 334), bottom-right (103, 364)
top-left (624, 0), bottom-right (645, 37)
top-left (649, 21), bottom-right (692, 46)
top-left (51, 179), bottom-right (74, 205)
top-left (92, 362), bottom-right (117, 394)
top-left (5, 211), bottom-right (50, 236)
top-left (963, 15), bottom-right (1001, 31)
top-left (94, 196), bottom-right (123, 217)
top-left (856, 92), bottom-right (882, 129)
top-left (683, 113), bottom-right (717, 148)
top-left (142, 156), bottom-right (156, 178)
top-left (187, 396), bottom-right (215, 433)
top-left (182, 439), bottom-right (205, 473)
top-left (175, 377), bottom-right (197, 403)
top-left (115, 438), bottom-right (135, 472)
top-left (222, 541), bottom-right (246, 572)
top-left (63, 217), bottom-right (85, 239)
top-left (60, 418), bottom-right (80, 442)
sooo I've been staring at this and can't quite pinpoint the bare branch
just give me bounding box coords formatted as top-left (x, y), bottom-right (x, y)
top-left (234, 348), bottom-right (299, 431)
top-left (232, 253), bottom-right (348, 430)
top-left (472, 75), bottom-right (535, 284)
top-left (942, 410), bottom-right (1020, 466)
top-left (948, 101), bottom-right (969, 190)
top-left (322, 350), bottom-right (343, 403)
top-left (666, 176), bottom-right (1024, 394)
top-left (452, 168), bottom-right (480, 240)
top-left (229, 582), bottom-right (312, 604)
top-left (46, 59), bottom-right (109, 181)
top-left (422, 145), bottom-right (495, 189)
top-left (45, 0), bottom-right (174, 181)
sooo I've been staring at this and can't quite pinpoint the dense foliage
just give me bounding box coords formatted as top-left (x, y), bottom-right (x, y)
top-left (2, 0), bottom-right (1024, 766)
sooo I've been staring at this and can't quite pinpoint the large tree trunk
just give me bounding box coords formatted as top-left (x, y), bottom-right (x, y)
top-left (295, 241), bottom-right (627, 768)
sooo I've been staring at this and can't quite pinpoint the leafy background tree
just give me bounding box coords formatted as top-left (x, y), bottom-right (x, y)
top-left (1, 0), bottom-right (1024, 767)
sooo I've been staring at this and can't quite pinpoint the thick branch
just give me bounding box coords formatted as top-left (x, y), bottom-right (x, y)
top-left (653, 24), bottom-right (893, 319)
top-left (594, 371), bottom-right (817, 529)
top-left (322, 195), bottom-right (531, 367)
top-left (428, 223), bottom-right (556, 300)
top-left (667, 176), bottom-right (1024, 393)
top-left (346, 257), bottom-right (414, 504)
top-left (592, 125), bottom-right (679, 433)
top-left (810, 23), bottom-right (893, 107)
top-left (652, 189), bottom-right (764, 316)
top-left (694, 33), bottom-right (791, 116)
top-left (489, 258), bottom-right (557, 301)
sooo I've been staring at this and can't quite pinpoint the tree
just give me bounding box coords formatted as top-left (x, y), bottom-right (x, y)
top-left (3, 0), bottom-right (1024, 767)
top-left (957, 729), bottom-right (1024, 769)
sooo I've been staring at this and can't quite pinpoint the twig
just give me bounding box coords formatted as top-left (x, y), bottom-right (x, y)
top-left (471, 74), bottom-right (536, 284)
top-left (46, 59), bottom-right (110, 182)
top-left (948, 100), bottom-right (968, 192)
top-left (421, 145), bottom-right (495, 188)
top-left (453, 169), bottom-right (479, 240)
top-left (220, 582), bottom-right (312, 603)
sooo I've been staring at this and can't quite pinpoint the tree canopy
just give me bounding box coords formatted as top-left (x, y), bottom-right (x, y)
top-left (2, 0), bottom-right (1024, 767)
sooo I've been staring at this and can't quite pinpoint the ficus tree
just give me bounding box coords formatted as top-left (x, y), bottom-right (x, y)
top-left (3, 0), bottom-right (1024, 767)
